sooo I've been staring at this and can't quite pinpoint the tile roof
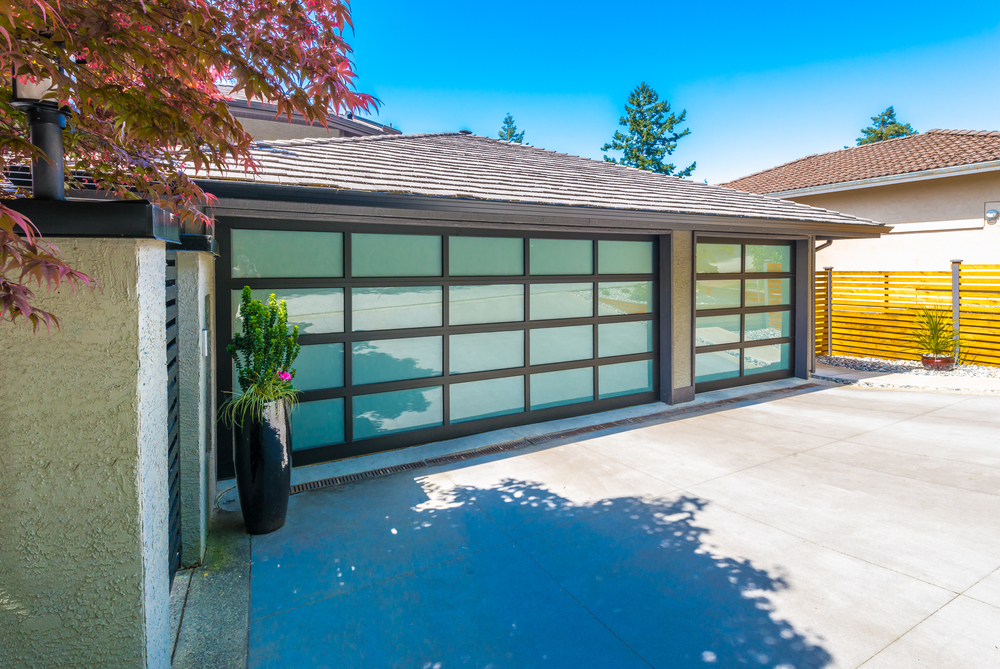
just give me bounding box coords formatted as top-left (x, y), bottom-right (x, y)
top-left (195, 132), bottom-right (878, 227)
top-left (722, 129), bottom-right (1000, 195)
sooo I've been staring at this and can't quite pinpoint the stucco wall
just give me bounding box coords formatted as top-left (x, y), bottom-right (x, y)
top-left (0, 238), bottom-right (170, 668)
top-left (236, 116), bottom-right (342, 141)
top-left (671, 230), bottom-right (694, 390)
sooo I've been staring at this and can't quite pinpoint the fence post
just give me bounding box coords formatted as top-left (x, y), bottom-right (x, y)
top-left (824, 266), bottom-right (834, 356)
top-left (952, 259), bottom-right (962, 361)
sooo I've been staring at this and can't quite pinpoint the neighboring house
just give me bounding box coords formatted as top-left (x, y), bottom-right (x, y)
top-left (722, 130), bottom-right (1000, 271)
top-left (195, 131), bottom-right (882, 478)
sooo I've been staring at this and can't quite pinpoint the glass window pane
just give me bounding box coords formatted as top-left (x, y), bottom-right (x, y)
top-left (598, 320), bottom-right (653, 358)
top-left (598, 281), bottom-right (653, 316)
top-left (695, 280), bottom-right (741, 310)
top-left (599, 360), bottom-right (653, 399)
top-left (530, 239), bottom-right (593, 275)
top-left (352, 233), bottom-right (442, 277)
top-left (352, 287), bottom-right (442, 331)
top-left (696, 314), bottom-right (741, 347)
top-left (598, 240), bottom-right (653, 275)
top-left (695, 350), bottom-right (741, 383)
top-left (293, 343), bottom-right (345, 391)
top-left (744, 311), bottom-right (791, 341)
top-left (744, 343), bottom-right (790, 375)
top-left (291, 398), bottom-right (345, 450)
top-left (450, 331), bottom-right (524, 374)
top-left (232, 288), bottom-right (344, 335)
top-left (529, 283), bottom-right (593, 320)
top-left (353, 386), bottom-right (443, 440)
top-left (232, 230), bottom-right (343, 278)
top-left (450, 237), bottom-right (523, 276)
top-left (696, 243), bottom-right (742, 274)
top-left (530, 367), bottom-right (593, 410)
top-left (530, 325), bottom-right (592, 366)
top-left (746, 245), bottom-right (791, 273)
top-left (744, 278), bottom-right (791, 307)
top-left (450, 376), bottom-right (525, 423)
top-left (352, 336), bottom-right (442, 386)
top-left (449, 285), bottom-right (524, 325)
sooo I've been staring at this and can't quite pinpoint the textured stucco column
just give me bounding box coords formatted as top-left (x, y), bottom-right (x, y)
top-left (659, 231), bottom-right (695, 404)
top-left (0, 238), bottom-right (170, 668)
top-left (176, 250), bottom-right (217, 567)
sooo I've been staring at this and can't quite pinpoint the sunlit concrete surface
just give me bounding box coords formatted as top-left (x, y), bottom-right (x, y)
top-left (247, 385), bottom-right (1000, 668)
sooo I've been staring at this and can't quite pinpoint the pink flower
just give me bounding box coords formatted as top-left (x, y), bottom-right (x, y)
top-left (279, 371), bottom-right (291, 381)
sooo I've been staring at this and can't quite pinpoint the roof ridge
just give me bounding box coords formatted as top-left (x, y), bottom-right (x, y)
top-left (926, 128), bottom-right (1000, 137)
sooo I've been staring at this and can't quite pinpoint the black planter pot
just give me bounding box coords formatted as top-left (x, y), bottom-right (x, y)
top-left (234, 400), bottom-right (291, 535)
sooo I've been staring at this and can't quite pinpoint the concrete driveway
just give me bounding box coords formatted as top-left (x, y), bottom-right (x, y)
top-left (247, 385), bottom-right (1000, 668)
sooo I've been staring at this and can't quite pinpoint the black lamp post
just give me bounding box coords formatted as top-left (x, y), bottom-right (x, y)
top-left (11, 69), bottom-right (67, 200)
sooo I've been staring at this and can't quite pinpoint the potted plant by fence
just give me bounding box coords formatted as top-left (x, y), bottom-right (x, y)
top-left (908, 307), bottom-right (956, 371)
top-left (223, 287), bottom-right (301, 534)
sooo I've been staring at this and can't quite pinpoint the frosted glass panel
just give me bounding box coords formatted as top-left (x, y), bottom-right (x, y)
top-left (352, 337), bottom-right (442, 385)
top-left (352, 233), bottom-right (442, 277)
top-left (530, 367), bottom-right (593, 410)
top-left (291, 398), bottom-right (345, 450)
top-left (450, 237), bottom-right (523, 276)
top-left (353, 386), bottom-right (443, 439)
top-left (352, 287), bottom-right (442, 331)
top-left (696, 243), bottom-right (742, 274)
top-left (530, 325), bottom-right (592, 365)
top-left (232, 229), bottom-right (343, 278)
top-left (746, 245), bottom-right (791, 273)
top-left (598, 320), bottom-right (653, 358)
top-left (696, 280), bottom-right (741, 310)
top-left (745, 278), bottom-right (790, 307)
top-left (450, 331), bottom-right (524, 374)
top-left (598, 240), bottom-right (653, 274)
top-left (695, 350), bottom-right (741, 383)
top-left (293, 343), bottom-right (344, 391)
top-left (598, 281), bottom-right (653, 315)
top-left (744, 343), bottom-right (790, 375)
top-left (696, 314), bottom-right (741, 347)
top-left (450, 376), bottom-right (525, 423)
top-left (530, 239), bottom-right (593, 275)
top-left (744, 311), bottom-right (791, 341)
top-left (449, 285), bottom-right (523, 325)
top-left (529, 283), bottom-right (593, 320)
top-left (599, 360), bottom-right (653, 399)
top-left (233, 288), bottom-right (344, 334)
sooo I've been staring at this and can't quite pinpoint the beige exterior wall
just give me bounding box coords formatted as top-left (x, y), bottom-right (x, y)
top-left (0, 238), bottom-right (170, 668)
top-left (671, 230), bottom-right (694, 390)
top-left (236, 116), bottom-right (343, 142)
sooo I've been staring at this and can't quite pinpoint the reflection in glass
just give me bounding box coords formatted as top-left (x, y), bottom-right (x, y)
top-left (529, 283), bottom-right (593, 320)
top-left (745, 245), bottom-right (791, 273)
top-left (291, 398), bottom-right (345, 450)
top-left (232, 229), bottom-right (343, 278)
top-left (352, 233), bottom-right (442, 277)
top-left (598, 281), bottom-right (653, 315)
top-left (599, 360), bottom-right (653, 399)
top-left (744, 311), bottom-right (791, 341)
top-left (352, 287), bottom-right (442, 331)
top-left (695, 280), bottom-right (741, 310)
top-left (233, 288), bottom-right (344, 334)
top-left (293, 343), bottom-right (345, 391)
top-left (352, 337), bottom-right (442, 385)
top-left (696, 243), bottom-right (742, 274)
top-left (598, 320), bottom-right (653, 358)
top-left (744, 343), bottom-right (790, 375)
top-left (353, 386), bottom-right (443, 440)
top-left (744, 278), bottom-right (790, 307)
top-left (450, 331), bottom-right (523, 374)
top-left (530, 367), bottom-right (593, 410)
top-left (450, 376), bottom-right (525, 423)
top-left (598, 240), bottom-right (653, 274)
top-left (695, 314), bottom-right (741, 347)
top-left (530, 239), bottom-right (593, 275)
top-left (449, 285), bottom-right (523, 325)
top-left (695, 350), bottom-right (740, 383)
top-left (450, 237), bottom-right (523, 276)
top-left (530, 325), bottom-right (592, 365)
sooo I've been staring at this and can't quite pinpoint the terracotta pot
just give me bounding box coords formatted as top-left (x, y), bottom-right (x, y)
top-left (921, 355), bottom-right (954, 371)
top-left (234, 400), bottom-right (291, 535)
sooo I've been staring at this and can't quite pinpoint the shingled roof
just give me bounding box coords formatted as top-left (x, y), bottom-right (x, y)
top-left (196, 132), bottom-right (878, 227)
top-left (723, 129), bottom-right (1000, 195)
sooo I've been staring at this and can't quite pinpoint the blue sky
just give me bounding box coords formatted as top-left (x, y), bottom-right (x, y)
top-left (349, 1), bottom-right (1000, 185)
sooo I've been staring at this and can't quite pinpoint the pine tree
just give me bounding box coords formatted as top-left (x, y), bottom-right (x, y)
top-left (857, 107), bottom-right (917, 145)
top-left (498, 113), bottom-right (526, 143)
top-left (602, 83), bottom-right (695, 177)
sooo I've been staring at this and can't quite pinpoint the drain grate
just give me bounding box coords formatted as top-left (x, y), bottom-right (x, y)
top-left (289, 383), bottom-right (821, 495)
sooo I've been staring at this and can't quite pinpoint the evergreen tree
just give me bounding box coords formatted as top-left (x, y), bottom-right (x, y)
top-left (857, 107), bottom-right (917, 145)
top-left (498, 113), bottom-right (526, 143)
top-left (602, 83), bottom-right (695, 177)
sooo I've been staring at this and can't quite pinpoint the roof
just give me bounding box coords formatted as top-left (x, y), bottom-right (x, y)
top-left (194, 132), bottom-right (879, 227)
top-left (722, 129), bottom-right (1000, 195)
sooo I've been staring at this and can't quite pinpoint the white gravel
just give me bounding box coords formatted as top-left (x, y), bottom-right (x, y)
top-left (817, 355), bottom-right (1000, 379)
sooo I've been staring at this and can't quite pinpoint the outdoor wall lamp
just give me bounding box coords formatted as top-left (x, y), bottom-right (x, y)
top-left (986, 209), bottom-right (999, 225)
top-left (11, 60), bottom-right (68, 201)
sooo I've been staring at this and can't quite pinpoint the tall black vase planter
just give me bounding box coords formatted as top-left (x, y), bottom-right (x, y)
top-left (234, 400), bottom-right (291, 535)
